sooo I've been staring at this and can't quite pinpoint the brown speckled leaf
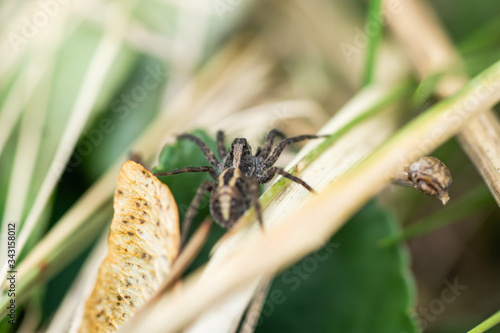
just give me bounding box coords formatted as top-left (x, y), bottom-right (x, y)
top-left (79, 161), bottom-right (180, 333)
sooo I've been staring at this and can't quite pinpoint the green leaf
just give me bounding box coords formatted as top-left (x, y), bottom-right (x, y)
top-left (257, 200), bottom-right (418, 333)
top-left (153, 129), bottom-right (225, 270)
top-left (154, 129), bottom-right (218, 215)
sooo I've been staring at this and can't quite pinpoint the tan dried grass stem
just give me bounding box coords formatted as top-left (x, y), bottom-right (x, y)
top-left (383, 0), bottom-right (500, 205)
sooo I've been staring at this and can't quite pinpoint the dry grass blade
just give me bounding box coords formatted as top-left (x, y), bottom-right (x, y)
top-left (457, 112), bottom-right (500, 203)
top-left (0, 27), bottom-right (61, 243)
top-left (44, 231), bottom-right (110, 333)
top-left (0, 67), bottom-right (41, 157)
top-left (79, 161), bottom-right (180, 333)
top-left (0, 0), bottom-right (80, 156)
top-left (1, 90), bottom-right (50, 231)
top-left (383, 0), bottom-right (500, 205)
top-left (119, 59), bottom-right (500, 333)
top-left (209, 100), bottom-right (328, 141)
top-left (0, 1), bottom-right (138, 289)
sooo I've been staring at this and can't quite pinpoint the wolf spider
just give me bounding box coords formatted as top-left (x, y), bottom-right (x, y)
top-left (155, 129), bottom-right (326, 244)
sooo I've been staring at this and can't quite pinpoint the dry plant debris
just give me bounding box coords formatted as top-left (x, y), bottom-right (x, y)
top-left (398, 156), bottom-right (452, 205)
top-left (78, 161), bottom-right (180, 333)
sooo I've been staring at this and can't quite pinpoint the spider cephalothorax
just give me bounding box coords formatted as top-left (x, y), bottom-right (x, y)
top-left (155, 129), bottom-right (326, 245)
top-left (222, 138), bottom-right (256, 177)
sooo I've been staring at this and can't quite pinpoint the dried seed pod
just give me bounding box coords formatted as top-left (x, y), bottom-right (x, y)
top-left (405, 156), bottom-right (452, 205)
top-left (79, 161), bottom-right (180, 333)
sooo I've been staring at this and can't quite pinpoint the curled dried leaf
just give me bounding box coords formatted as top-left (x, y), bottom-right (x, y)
top-left (403, 156), bottom-right (452, 205)
top-left (79, 161), bottom-right (180, 333)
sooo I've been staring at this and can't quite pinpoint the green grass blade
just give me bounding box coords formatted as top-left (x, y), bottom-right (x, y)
top-left (468, 309), bottom-right (500, 333)
top-left (362, 0), bottom-right (383, 87)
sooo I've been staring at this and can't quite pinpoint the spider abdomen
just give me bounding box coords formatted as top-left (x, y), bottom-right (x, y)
top-left (210, 168), bottom-right (252, 229)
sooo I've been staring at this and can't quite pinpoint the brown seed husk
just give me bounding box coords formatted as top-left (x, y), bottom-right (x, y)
top-left (79, 161), bottom-right (180, 333)
top-left (407, 156), bottom-right (453, 205)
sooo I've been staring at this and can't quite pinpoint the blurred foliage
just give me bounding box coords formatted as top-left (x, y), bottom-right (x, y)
top-left (380, 185), bottom-right (496, 247)
top-left (79, 55), bottom-right (165, 182)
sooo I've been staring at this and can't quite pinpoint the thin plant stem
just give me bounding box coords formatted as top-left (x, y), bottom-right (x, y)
top-left (467, 310), bottom-right (500, 333)
top-left (362, 0), bottom-right (383, 87)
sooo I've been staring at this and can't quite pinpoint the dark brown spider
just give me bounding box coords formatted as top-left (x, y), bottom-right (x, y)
top-left (155, 129), bottom-right (326, 245)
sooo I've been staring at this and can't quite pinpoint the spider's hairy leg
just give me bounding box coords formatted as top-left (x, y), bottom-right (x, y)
top-left (180, 180), bottom-right (214, 248)
top-left (154, 166), bottom-right (218, 180)
top-left (216, 130), bottom-right (227, 160)
top-left (264, 134), bottom-right (327, 168)
top-left (178, 133), bottom-right (221, 169)
top-left (256, 129), bottom-right (286, 158)
top-left (250, 178), bottom-right (264, 229)
top-left (265, 167), bottom-right (317, 193)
